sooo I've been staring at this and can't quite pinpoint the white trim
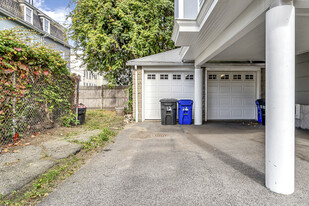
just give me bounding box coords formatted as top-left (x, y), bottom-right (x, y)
top-left (135, 65), bottom-right (138, 122)
top-left (142, 66), bottom-right (194, 72)
top-left (194, 66), bottom-right (203, 125)
top-left (205, 67), bottom-right (261, 121)
top-left (206, 67), bottom-right (261, 71)
top-left (256, 69), bottom-right (262, 120)
top-left (42, 18), bottom-right (50, 34)
top-left (179, 0), bottom-right (184, 19)
top-left (142, 68), bottom-right (145, 122)
top-left (23, 5), bottom-right (33, 25)
top-left (205, 69), bottom-right (208, 122)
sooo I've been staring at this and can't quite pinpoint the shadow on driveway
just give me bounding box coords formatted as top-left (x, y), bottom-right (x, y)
top-left (186, 132), bottom-right (265, 186)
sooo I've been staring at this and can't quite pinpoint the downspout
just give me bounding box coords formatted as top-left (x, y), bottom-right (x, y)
top-left (135, 65), bottom-right (138, 122)
top-left (41, 33), bottom-right (47, 45)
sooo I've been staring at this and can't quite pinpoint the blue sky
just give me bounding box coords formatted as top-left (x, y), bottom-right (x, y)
top-left (34, 0), bottom-right (72, 26)
top-left (44, 0), bottom-right (71, 9)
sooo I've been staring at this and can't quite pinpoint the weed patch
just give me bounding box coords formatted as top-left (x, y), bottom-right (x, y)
top-left (0, 110), bottom-right (122, 205)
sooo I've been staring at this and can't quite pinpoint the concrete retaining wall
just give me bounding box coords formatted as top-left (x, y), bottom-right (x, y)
top-left (79, 86), bottom-right (129, 110)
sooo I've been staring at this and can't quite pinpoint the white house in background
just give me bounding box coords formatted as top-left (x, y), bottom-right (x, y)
top-left (70, 54), bottom-right (108, 87)
top-left (128, 0), bottom-right (309, 195)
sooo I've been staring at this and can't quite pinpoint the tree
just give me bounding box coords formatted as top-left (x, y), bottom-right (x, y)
top-left (69, 0), bottom-right (175, 85)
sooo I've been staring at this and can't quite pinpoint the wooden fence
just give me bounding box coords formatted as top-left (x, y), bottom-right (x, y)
top-left (78, 86), bottom-right (129, 110)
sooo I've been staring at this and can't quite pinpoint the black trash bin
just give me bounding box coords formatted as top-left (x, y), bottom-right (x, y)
top-left (78, 104), bottom-right (87, 125)
top-left (255, 99), bottom-right (265, 125)
top-left (159, 98), bottom-right (178, 125)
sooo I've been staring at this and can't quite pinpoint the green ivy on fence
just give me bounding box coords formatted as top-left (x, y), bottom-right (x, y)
top-left (0, 28), bottom-right (77, 145)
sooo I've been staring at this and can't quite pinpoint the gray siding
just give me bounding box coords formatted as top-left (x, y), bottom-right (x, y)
top-left (44, 37), bottom-right (71, 68)
top-left (296, 52), bottom-right (309, 105)
top-left (1, 14), bottom-right (70, 69)
top-left (0, 14), bottom-right (41, 42)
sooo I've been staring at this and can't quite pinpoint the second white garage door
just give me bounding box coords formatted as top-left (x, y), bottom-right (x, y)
top-left (144, 71), bottom-right (194, 119)
top-left (207, 71), bottom-right (257, 120)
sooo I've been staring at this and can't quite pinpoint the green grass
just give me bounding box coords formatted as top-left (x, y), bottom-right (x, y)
top-left (0, 155), bottom-right (80, 206)
top-left (70, 128), bottom-right (116, 151)
top-left (83, 110), bottom-right (124, 130)
top-left (0, 110), bottom-right (122, 206)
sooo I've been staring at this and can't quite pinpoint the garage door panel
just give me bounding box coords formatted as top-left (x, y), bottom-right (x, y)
top-left (243, 86), bottom-right (255, 93)
top-left (219, 86), bottom-right (230, 93)
top-left (231, 85), bottom-right (242, 93)
top-left (171, 86), bottom-right (183, 93)
top-left (145, 71), bottom-right (194, 120)
top-left (158, 85), bottom-right (172, 92)
top-left (243, 97), bottom-right (255, 105)
top-left (231, 109), bottom-right (242, 118)
top-left (208, 110), bottom-right (219, 119)
top-left (208, 71), bottom-right (256, 120)
top-left (183, 86), bottom-right (194, 93)
top-left (219, 97), bottom-right (231, 106)
top-left (219, 110), bottom-right (231, 118)
top-left (208, 86), bottom-right (219, 93)
top-left (231, 97), bottom-right (242, 106)
top-left (145, 98), bottom-right (159, 105)
top-left (208, 98), bottom-right (219, 106)
top-left (243, 109), bottom-right (255, 119)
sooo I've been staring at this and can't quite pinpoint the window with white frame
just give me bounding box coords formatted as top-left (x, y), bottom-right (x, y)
top-left (43, 18), bottom-right (50, 33)
top-left (208, 74), bottom-right (217, 80)
top-left (61, 52), bottom-right (66, 59)
top-left (199, 0), bottom-right (205, 8)
top-left (185, 74), bottom-right (194, 80)
top-left (220, 74), bottom-right (229, 80)
top-left (173, 74), bottom-right (181, 80)
top-left (245, 74), bottom-right (254, 80)
top-left (233, 74), bottom-right (242, 80)
top-left (160, 74), bottom-right (169, 80)
top-left (147, 74), bottom-right (156, 80)
top-left (25, 6), bottom-right (33, 24)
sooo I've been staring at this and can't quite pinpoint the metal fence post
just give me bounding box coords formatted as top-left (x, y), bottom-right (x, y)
top-left (12, 71), bottom-right (16, 138)
top-left (101, 85), bottom-right (104, 110)
top-left (76, 78), bottom-right (79, 121)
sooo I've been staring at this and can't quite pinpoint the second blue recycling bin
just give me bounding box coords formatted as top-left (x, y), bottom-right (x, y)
top-left (178, 99), bottom-right (193, 125)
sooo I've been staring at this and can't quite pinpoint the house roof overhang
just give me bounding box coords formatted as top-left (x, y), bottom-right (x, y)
top-left (172, 0), bottom-right (309, 67)
top-left (126, 49), bottom-right (194, 67)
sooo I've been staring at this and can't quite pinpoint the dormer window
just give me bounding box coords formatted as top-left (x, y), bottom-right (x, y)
top-left (43, 18), bottom-right (50, 33)
top-left (24, 6), bottom-right (33, 24)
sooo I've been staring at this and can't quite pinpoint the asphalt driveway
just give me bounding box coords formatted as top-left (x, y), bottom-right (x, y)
top-left (40, 122), bottom-right (309, 206)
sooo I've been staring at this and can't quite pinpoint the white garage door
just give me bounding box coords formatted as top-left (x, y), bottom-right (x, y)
top-left (144, 71), bottom-right (194, 119)
top-left (207, 72), bottom-right (256, 120)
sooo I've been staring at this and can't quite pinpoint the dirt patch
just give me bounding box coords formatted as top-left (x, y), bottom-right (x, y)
top-left (1, 110), bottom-right (125, 154)
top-left (130, 131), bottom-right (151, 140)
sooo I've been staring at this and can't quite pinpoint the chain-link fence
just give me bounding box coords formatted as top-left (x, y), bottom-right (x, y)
top-left (0, 71), bottom-right (78, 147)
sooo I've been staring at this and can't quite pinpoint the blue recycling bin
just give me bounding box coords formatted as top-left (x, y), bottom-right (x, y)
top-left (178, 99), bottom-right (193, 125)
top-left (256, 99), bottom-right (265, 125)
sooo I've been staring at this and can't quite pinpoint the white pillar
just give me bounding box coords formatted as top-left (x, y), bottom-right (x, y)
top-left (265, 4), bottom-right (295, 195)
top-left (194, 66), bottom-right (203, 125)
top-left (135, 65), bottom-right (138, 123)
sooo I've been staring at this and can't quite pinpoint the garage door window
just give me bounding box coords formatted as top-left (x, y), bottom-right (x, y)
top-left (185, 74), bottom-right (194, 80)
top-left (160, 74), bottom-right (169, 80)
top-left (245, 74), bottom-right (254, 80)
top-left (220, 74), bottom-right (229, 80)
top-left (208, 74), bottom-right (217, 80)
top-left (173, 74), bottom-right (181, 80)
top-left (233, 74), bottom-right (242, 80)
top-left (147, 74), bottom-right (156, 80)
